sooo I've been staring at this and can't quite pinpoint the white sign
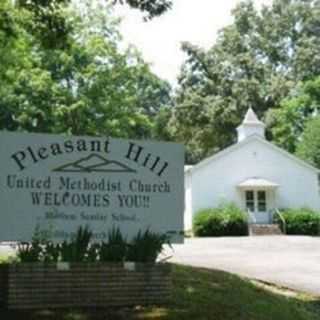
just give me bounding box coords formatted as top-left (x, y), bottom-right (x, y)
top-left (0, 132), bottom-right (184, 243)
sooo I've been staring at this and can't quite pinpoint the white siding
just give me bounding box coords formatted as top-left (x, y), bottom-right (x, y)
top-left (184, 171), bottom-right (193, 230)
top-left (186, 138), bottom-right (320, 229)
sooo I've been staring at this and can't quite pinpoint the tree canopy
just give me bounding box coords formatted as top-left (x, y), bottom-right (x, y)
top-left (268, 76), bottom-right (320, 154)
top-left (170, 0), bottom-right (320, 163)
top-left (114, 0), bottom-right (172, 19)
top-left (2, 0), bottom-right (320, 164)
top-left (296, 116), bottom-right (320, 169)
top-left (0, 0), bottom-right (171, 139)
top-left (9, 0), bottom-right (172, 49)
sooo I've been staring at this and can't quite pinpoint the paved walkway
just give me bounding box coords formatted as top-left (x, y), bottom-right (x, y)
top-left (166, 236), bottom-right (320, 296)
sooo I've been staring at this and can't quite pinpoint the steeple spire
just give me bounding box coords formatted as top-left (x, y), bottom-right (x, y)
top-left (237, 108), bottom-right (265, 142)
top-left (243, 107), bottom-right (261, 123)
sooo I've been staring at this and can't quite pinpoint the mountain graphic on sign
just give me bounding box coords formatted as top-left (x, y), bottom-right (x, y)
top-left (53, 153), bottom-right (136, 173)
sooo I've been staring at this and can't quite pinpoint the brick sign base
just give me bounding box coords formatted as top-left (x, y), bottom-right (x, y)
top-left (0, 263), bottom-right (171, 310)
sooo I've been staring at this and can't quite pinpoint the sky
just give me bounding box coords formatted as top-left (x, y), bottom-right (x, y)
top-left (114, 0), bottom-right (273, 85)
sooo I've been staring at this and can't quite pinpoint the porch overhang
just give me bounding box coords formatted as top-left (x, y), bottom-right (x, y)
top-left (237, 177), bottom-right (279, 189)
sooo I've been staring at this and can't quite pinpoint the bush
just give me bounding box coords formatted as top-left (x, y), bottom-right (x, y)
top-left (126, 229), bottom-right (170, 263)
top-left (16, 226), bottom-right (169, 263)
top-left (17, 226), bottom-right (46, 263)
top-left (274, 208), bottom-right (320, 235)
top-left (193, 203), bottom-right (248, 237)
top-left (60, 226), bottom-right (93, 262)
top-left (99, 227), bottom-right (127, 262)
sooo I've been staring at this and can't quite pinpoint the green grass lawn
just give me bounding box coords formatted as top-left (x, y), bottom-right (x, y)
top-left (0, 254), bottom-right (11, 264)
top-left (0, 252), bottom-right (16, 264)
top-left (0, 264), bottom-right (319, 320)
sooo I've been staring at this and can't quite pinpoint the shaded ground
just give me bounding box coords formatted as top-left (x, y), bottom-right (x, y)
top-left (0, 265), bottom-right (319, 320)
top-left (166, 236), bottom-right (320, 295)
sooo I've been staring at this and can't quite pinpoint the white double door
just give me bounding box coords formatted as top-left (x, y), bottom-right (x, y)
top-left (245, 190), bottom-right (270, 224)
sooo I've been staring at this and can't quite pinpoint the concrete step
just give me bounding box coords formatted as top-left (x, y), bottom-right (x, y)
top-left (249, 224), bottom-right (283, 236)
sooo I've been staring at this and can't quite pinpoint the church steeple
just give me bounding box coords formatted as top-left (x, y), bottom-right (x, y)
top-left (237, 108), bottom-right (265, 142)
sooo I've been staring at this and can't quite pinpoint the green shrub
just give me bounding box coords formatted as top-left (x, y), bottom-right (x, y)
top-left (15, 226), bottom-right (169, 263)
top-left (60, 226), bottom-right (93, 262)
top-left (126, 229), bottom-right (170, 262)
top-left (17, 226), bottom-right (46, 262)
top-left (193, 203), bottom-right (248, 237)
top-left (274, 208), bottom-right (320, 235)
top-left (99, 227), bottom-right (127, 262)
top-left (43, 242), bottom-right (60, 262)
top-left (17, 242), bottom-right (42, 262)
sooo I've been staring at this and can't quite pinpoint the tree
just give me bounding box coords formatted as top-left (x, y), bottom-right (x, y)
top-left (114, 0), bottom-right (172, 19)
top-left (10, 0), bottom-right (172, 51)
top-left (296, 116), bottom-right (320, 168)
top-left (0, 0), bottom-right (171, 139)
top-left (14, 0), bottom-right (72, 49)
top-left (170, 0), bottom-right (320, 163)
top-left (152, 106), bottom-right (174, 141)
top-left (269, 76), bottom-right (320, 153)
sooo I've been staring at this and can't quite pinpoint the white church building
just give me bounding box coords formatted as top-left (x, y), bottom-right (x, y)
top-left (184, 108), bottom-right (320, 231)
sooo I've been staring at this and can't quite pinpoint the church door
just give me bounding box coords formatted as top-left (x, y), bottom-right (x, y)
top-left (245, 190), bottom-right (269, 224)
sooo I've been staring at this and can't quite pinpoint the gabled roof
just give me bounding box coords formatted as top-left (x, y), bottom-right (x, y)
top-left (188, 134), bottom-right (320, 174)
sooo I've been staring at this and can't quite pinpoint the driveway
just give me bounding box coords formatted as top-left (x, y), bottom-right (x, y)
top-left (166, 236), bottom-right (320, 296)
